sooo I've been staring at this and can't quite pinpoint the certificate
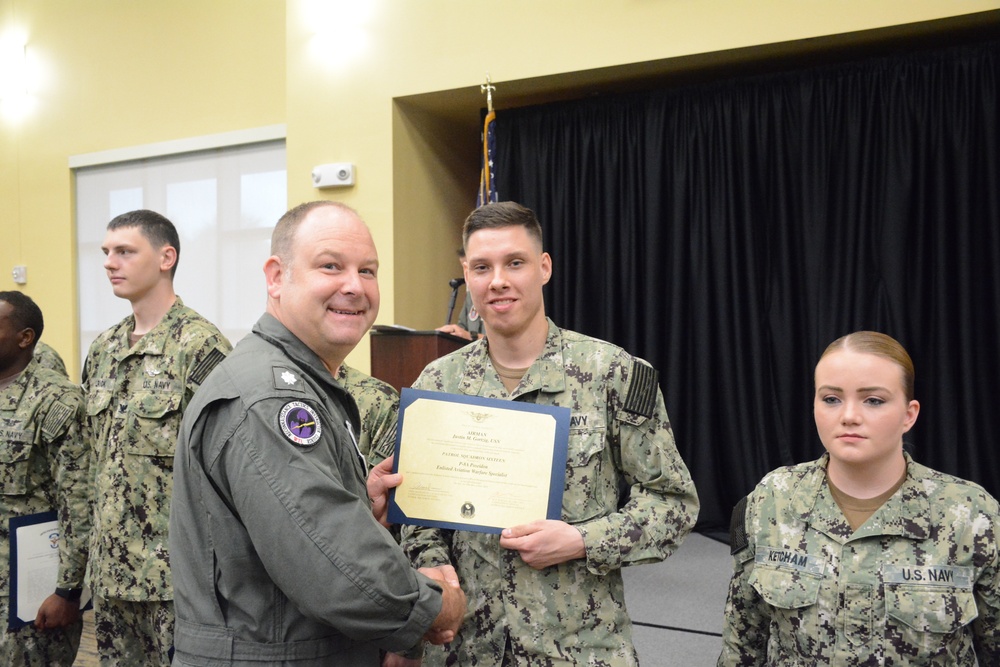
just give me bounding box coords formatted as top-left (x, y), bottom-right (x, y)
top-left (388, 388), bottom-right (570, 534)
top-left (8, 512), bottom-right (92, 629)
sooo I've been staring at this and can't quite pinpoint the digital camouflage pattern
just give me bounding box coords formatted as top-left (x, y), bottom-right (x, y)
top-left (401, 319), bottom-right (699, 666)
top-left (0, 624), bottom-right (80, 667)
top-left (336, 363), bottom-right (399, 465)
top-left (33, 341), bottom-right (69, 378)
top-left (93, 597), bottom-right (174, 664)
top-left (719, 452), bottom-right (1000, 666)
top-left (0, 356), bottom-right (88, 666)
top-left (82, 297), bottom-right (230, 602)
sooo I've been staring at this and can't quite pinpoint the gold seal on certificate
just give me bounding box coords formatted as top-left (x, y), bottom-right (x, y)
top-left (388, 388), bottom-right (570, 534)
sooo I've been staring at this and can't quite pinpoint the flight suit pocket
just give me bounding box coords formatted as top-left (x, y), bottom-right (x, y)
top-left (562, 426), bottom-right (613, 523)
top-left (0, 430), bottom-right (32, 495)
top-left (126, 392), bottom-right (183, 457)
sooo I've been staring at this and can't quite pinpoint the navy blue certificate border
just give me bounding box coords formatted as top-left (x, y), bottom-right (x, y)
top-left (388, 388), bottom-right (570, 534)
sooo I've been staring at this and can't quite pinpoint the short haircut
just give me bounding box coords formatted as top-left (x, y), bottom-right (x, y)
top-left (820, 331), bottom-right (915, 401)
top-left (270, 201), bottom-right (360, 262)
top-left (0, 290), bottom-right (44, 343)
top-left (463, 201), bottom-right (543, 250)
top-left (107, 209), bottom-right (181, 277)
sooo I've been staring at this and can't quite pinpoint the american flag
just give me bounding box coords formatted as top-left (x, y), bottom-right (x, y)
top-left (476, 109), bottom-right (498, 207)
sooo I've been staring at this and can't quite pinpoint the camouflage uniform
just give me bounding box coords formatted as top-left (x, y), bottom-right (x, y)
top-left (401, 318), bottom-right (699, 666)
top-left (33, 341), bottom-right (69, 377)
top-left (336, 363), bottom-right (399, 465)
top-left (719, 452), bottom-right (1000, 666)
top-left (0, 357), bottom-right (89, 666)
top-left (82, 297), bottom-right (229, 663)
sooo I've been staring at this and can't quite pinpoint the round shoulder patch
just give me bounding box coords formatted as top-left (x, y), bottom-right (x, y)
top-left (279, 401), bottom-right (322, 446)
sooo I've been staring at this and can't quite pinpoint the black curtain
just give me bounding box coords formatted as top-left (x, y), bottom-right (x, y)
top-left (494, 40), bottom-right (1000, 533)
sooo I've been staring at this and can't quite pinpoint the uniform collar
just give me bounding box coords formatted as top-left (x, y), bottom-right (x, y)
top-left (112, 296), bottom-right (187, 361)
top-left (252, 313), bottom-right (347, 396)
top-left (457, 318), bottom-right (567, 399)
top-left (0, 356), bottom-right (35, 410)
top-left (794, 452), bottom-right (931, 542)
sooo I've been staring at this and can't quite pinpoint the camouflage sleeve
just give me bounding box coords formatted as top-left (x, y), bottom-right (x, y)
top-left (576, 355), bottom-right (699, 574)
top-left (364, 390), bottom-right (399, 467)
top-left (40, 386), bottom-right (91, 589)
top-left (400, 523), bottom-right (454, 570)
top-left (183, 333), bottom-right (232, 402)
top-left (717, 493), bottom-right (768, 667)
top-left (972, 503), bottom-right (1000, 662)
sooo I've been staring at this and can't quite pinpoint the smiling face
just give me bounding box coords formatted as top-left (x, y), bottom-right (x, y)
top-left (463, 224), bottom-right (551, 342)
top-left (813, 349), bottom-right (919, 474)
top-left (265, 205), bottom-right (379, 370)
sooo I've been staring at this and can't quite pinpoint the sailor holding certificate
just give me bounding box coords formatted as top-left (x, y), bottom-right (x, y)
top-left (0, 292), bottom-right (89, 666)
top-left (398, 202), bottom-right (700, 666)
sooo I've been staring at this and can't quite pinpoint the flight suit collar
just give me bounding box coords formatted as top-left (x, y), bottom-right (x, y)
top-left (457, 318), bottom-right (568, 399)
top-left (251, 313), bottom-right (359, 426)
top-left (793, 452), bottom-right (931, 543)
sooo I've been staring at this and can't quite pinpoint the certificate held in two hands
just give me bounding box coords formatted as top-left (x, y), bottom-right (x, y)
top-left (388, 388), bottom-right (570, 534)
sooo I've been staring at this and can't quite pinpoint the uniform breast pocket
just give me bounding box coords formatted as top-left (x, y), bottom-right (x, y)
top-left (86, 388), bottom-right (113, 420)
top-left (886, 585), bottom-right (978, 652)
top-left (126, 392), bottom-right (183, 458)
top-left (750, 562), bottom-right (824, 655)
top-left (0, 432), bottom-right (32, 495)
top-left (562, 427), bottom-right (615, 523)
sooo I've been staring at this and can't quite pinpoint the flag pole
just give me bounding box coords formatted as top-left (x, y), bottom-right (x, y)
top-left (480, 74), bottom-right (495, 113)
top-left (478, 74), bottom-right (498, 207)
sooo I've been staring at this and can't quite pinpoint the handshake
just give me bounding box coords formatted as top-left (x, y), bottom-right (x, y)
top-left (419, 564), bottom-right (466, 645)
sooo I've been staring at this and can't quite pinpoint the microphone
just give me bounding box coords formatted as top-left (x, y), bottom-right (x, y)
top-left (445, 277), bottom-right (465, 325)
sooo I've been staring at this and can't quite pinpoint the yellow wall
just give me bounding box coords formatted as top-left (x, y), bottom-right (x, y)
top-left (2, 0), bottom-right (996, 376)
top-left (0, 0), bottom-right (285, 377)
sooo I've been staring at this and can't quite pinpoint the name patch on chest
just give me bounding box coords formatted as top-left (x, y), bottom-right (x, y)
top-left (92, 378), bottom-right (115, 391)
top-left (756, 546), bottom-right (825, 575)
top-left (0, 425), bottom-right (28, 442)
top-left (883, 564), bottom-right (974, 588)
top-left (139, 377), bottom-right (181, 392)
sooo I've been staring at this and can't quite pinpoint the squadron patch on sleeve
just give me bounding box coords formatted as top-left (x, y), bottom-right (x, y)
top-left (279, 401), bottom-right (322, 446)
top-left (622, 360), bottom-right (658, 418)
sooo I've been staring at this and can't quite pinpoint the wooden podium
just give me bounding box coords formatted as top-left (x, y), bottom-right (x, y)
top-left (369, 328), bottom-right (470, 391)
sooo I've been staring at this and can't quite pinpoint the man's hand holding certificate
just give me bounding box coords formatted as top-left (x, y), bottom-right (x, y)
top-left (388, 388), bottom-right (570, 534)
